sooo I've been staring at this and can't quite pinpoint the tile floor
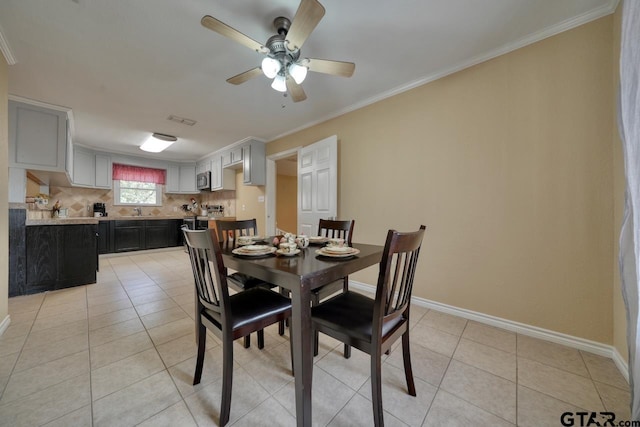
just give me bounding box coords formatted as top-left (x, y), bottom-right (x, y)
top-left (0, 248), bottom-right (631, 426)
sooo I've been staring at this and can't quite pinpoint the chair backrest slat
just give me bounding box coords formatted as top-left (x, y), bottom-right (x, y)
top-left (215, 219), bottom-right (259, 248)
top-left (183, 227), bottom-right (231, 319)
top-left (317, 219), bottom-right (355, 245)
top-left (375, 226), bottom-right (426, 332)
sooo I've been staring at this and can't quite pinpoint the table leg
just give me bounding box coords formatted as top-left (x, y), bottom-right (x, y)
top-left (291, 282), bottom-right (313, 427)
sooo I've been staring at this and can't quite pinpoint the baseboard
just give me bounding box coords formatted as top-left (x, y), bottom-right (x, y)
top-left (101, 246), bottom-right (184, 259)
top-left (0, 315), bottom-right (11, 337)
top-left (349, 280), bottom-right (629, 382)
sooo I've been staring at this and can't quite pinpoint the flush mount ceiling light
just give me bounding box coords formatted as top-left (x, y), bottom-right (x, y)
top-left (201, 0), bottom-right (355, 103)
top-left (140, 133), bottom-right (177, 153)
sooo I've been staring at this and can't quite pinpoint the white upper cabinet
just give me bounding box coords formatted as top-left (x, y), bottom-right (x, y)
top-left (210, 155), bottom-right (236, 191)
top-left (166, 163), bottom-right (198, 194)
top-left (220, 140), bottom-right (265, 186)
top-left (8, 100), bottom-right (69, 173)
top-left (71, 146), bottom-right (112, 189)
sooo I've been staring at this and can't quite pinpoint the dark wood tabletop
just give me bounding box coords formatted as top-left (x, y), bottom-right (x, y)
top-left (221, 242), bottom-right (384, 427)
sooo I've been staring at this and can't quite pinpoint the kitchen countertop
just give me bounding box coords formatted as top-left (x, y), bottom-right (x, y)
top-left (26, 215), bottom-right (234, 225)
top-left (26, 217), bottom-right (101, 226)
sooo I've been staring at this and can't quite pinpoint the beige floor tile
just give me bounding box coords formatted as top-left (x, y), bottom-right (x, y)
top-left (90, 330), bottom-right (154, 370)
top-left (0, 335), bottom-right (26, 358)
top-left (155, 332), bottom-right (216, 368)
top-left (581, 351), bottom-right (629, 390)
top-left (160, 284), bottom-right (193, 298)
top-left (517, 385), bottom-right (585, 427)
top-left (87, 298), bottom-right (133, 317)
top-left (328, 393), bottom-right (408, 427)
top-left (130, 290), bottom-right (170, 306)
top-left (422, 390), bottom-right (515, 427)
top-left (461, 321), bottom-right (516, 353)
top-left (518, 357), bottom-right (604, 411)
top-left (7, 294), bottom-right (44, 314)
top-left (0, 373), bottom-right (91, 427)
top-left (88, 307), bottom-right (139, 331)
top-left (6, 310), bottom-right (38, 324)
top-left (274, 366), bottom-right (356, 427)
top-left (41, 404), bottom-right (92, 427)
top-left (146, 317), bottom-right (194, 346)
top-left (387, 342), bottom-right (450, 388)
top-left (92, 370), bottom-right (181, 427)
top-left (0, 353), bottom-right (19, 379)
top-left (126, 284), bottom-right (164, 298)
top-left (36, 299), bottom-right (87, 319)
top-left (359, 363), bottom-right (438, 426)
top-left (22, 319), bottom-right (87, 350)
top-left (168, 347), bottom-right (226, 398)
top-left (410, 324), bottom-right (460, 357)
top-left (184, 368), bottom-right (271, 426)
top-left (89, 317), bottom-right (145, 347)
top-left (30, 309), bottom-right (87, 332)
top-left (517, 335), bottom-right (589, 377)
top-left (0, 350), bottom-right (89, 405)
top-left (140, 306), bottom-right (189, 330)
top-left (243, 343), bottom-right (295, 393)
top-left (453, 338), bottom-right (516, 381)
top-left (87, 291), bottom-right (129, 307)
top-left (234, 397), bottom-right (296, 427)
top-left (13, 332), bottom-right (88, 372)
top-left (316, 346), bottom-right (374, 391)
top-left (419, 310), bottom-right (468, 337)
top-left (0, 321), bottom-right (33, 340)
top-left (134, 298), bottom-right (179, 317)
top-left (440, 360), bottom-right (516, 423)
top-left (137, 401), bottom-right (198, 427)
top-left (595, 381), bottom-right (631, 420)
top-left (171, 293), bottom-right (195, 306)
top-left (91, 347), bottom-right (165, 400)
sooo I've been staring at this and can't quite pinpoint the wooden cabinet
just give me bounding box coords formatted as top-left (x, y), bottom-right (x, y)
top-left (166, 163), bottom-right (197, 194)
top-left (9, 209), bottom-right (27, 297)
top-left (222, 146), bottom-right (243, 167)
top-left (24, 224), bottom-right (97, 295)
top-left (113, 220), bottom-right (145, 252)
top-left (144, 220), bottom-right (179, 249)
top-left (8, 100), bottom-right (70, 173)
top-left (211, 156), bottom-right (236, 191)
top-left (97, 220), bottom-right (112, 254)
top-left (72, 146), bottom-right (112, 189)
top-left (220, 140), bottom-right (265, 186)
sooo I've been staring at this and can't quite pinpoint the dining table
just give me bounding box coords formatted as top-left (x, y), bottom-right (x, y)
top-left (221, 240), bottom-right (384, 427)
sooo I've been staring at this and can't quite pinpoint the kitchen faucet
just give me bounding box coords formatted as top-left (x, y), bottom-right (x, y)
top-left (133, 207), bottom-right (142, 216)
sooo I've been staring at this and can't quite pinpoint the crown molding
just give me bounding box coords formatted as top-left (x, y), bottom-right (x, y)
top-left (0, 23), bottom-right (16, 65)
top-left (267, 0), bottom-right (620, 143)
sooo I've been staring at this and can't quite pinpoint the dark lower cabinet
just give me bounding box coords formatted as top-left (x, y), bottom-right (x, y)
top-left (24, 224), bottom-right (97, 295)
top-left (9, 209), bottom-right (27, 297)
top-left (97, 220), bottom-right (112, 254)
top-left (110, 219), bottom-right (182, 253)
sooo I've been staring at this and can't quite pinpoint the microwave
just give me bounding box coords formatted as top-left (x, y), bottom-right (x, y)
top-left (196, 171), bottom-right (210, 191)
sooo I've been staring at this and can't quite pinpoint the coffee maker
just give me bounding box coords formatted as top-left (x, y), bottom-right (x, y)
top-left (93, 202), bottom-right (107, 217)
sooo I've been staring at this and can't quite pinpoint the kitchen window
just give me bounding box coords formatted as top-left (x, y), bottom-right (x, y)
top-left (112, 163), bottom-right (165, 206)
top-left (113, 180), bottom-right (162, 206)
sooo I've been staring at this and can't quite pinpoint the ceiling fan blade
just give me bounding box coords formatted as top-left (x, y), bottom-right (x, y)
top-left (226, 67), bottom-right (263, 85)
top-left (201, 15), bottom-right (269, 54)
top-left (286, 0), bottom-right (325, 51)
top-left (286, 76), bottom-right (307, 102)
top-left (305, 58), bottom-right (355, 77)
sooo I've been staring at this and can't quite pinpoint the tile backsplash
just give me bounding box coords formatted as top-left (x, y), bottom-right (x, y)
top-left (27, 186), bottom-right (236, 218)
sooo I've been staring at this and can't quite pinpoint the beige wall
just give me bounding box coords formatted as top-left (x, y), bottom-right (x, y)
top-left (612, 4), bottom-right (628, 361)
top-left (261, 16), bottom-right (617, 343)
top-left (276, 174), bottom-right (297, 233)
top-left (0, 54), bottom-right (9, 325)
top-left (233, 170), bottom-right (266, 235)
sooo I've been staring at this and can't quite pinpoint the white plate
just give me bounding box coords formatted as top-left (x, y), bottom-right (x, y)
top-left (232, 246), bottom-right (276, 257)
top-left (240, 245), bottom-right (270, 252)
top-left (322, 246), bottom-right (352, 253)
top-left (315, 248), bottom-right (360, 258)
top-left (309, 236), bottom-right (329, 244)
top-left (276, 248), bottom-right (301, 257)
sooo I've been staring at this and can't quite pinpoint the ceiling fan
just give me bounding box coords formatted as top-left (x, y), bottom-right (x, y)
top-left (201, 0), bottom-right (355, 102)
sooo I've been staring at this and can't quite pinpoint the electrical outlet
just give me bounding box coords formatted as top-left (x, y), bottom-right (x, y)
top-left (87, 204), bottom-right (90, 212)
top-left (258, 196), bottom-right (265, 203)
top-left (173, 206), bottom-right (177, 212)
top-left (242, 204), bottom-right (246, 211)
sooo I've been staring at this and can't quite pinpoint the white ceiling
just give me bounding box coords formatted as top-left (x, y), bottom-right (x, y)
top-left (0, 0), bottom-right (616, 161)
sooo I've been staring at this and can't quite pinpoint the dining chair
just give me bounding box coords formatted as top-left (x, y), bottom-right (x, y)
top-left (183, 227), bottom-right (292, 427)
top-left (311, 225), bottom-right (426, 427)
top-left (215, 219), bottom-right (278, 348)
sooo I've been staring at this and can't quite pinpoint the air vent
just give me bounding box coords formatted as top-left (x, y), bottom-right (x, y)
top-left (167, 115), bottom-right (197, 126)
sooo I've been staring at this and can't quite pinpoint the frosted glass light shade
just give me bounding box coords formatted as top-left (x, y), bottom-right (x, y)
top-left (261, 57), bottom-right (281, 79)
top-left (271, 74), bottom-right (287, 92)
top-left (140, 133), bottom-right (177, 153)
top-left (288, 62), bottom-right (308, 84)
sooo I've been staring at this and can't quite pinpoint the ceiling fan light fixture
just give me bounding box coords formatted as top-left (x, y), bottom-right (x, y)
top-left (261, 57), bottom-right (281, 79)
top-left (288, 62), bottom-right (308, 84)
top-left (140, 133), bottom-right (177, 153)
top-left (271, 74), bottom-right (287, 92)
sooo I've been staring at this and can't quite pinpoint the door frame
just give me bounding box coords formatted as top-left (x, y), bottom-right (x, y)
top-left (265, 147), bottom-right (301, 236)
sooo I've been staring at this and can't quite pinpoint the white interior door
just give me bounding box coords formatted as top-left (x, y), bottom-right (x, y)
top-left (298, 135), bottom-right (337, 236)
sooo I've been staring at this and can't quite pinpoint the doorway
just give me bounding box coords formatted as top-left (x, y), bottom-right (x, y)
top-left (266, 147), bottom-right (300, 236)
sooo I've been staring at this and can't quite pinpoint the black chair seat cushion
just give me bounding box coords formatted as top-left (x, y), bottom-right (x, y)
top-left (228, 272), bottom-right (275, 290)
top-left (311, 291), bottom-right (403, 343)
top-left (204, 288), bottom-right (291, 331)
